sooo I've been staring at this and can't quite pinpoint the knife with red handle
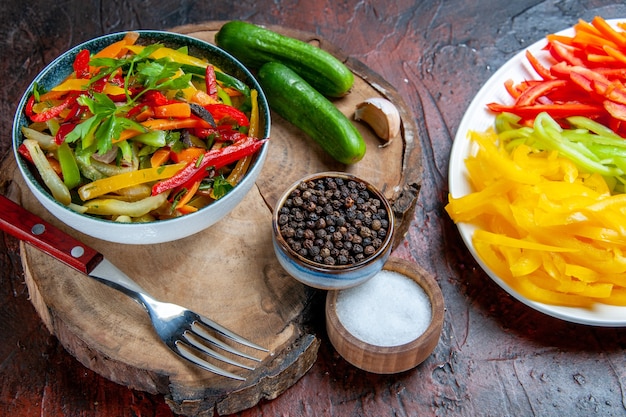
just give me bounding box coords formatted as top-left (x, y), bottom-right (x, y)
top-left (0, 194), bottom-right (104, 274)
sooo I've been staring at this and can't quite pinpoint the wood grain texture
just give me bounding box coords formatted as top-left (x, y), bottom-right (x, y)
top-left (2, 22), bottom-right (420, 416)
top-left (4, 1), bottom-right (626, 417)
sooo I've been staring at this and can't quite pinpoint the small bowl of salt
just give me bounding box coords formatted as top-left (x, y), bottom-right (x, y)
top-left (325, 257), bottom-right (444, 374)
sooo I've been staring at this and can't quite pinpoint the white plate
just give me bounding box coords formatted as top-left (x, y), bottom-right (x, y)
top-left (449, 20), bottom-right (626, 326)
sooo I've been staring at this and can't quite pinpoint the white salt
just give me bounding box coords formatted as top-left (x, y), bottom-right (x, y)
top-left (335, 269), bottom-right (432, 347)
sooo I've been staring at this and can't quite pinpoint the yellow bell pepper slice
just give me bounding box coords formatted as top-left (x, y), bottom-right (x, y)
top-left (447, 125), bottom-right (626, 307)
top-left (83, 193), bottom-right (168, 217)
top-left (126, 44), bottom-right (208, 68)
top-left (78, 163), bottom-right (185, 201)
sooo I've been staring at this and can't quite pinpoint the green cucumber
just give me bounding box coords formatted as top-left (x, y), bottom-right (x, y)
top-left (257, 62), bottom-right (365, 165)
top-left (215, 20), bottom-right (354, 97)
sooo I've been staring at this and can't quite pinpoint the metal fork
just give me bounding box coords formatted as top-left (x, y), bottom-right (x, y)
top-left (0, 194), bottom-right (267, 380)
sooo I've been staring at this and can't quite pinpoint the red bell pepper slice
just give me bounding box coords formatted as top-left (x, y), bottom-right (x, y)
top-left (151, 136), bottom-right (267, 196)
top-left (126, 103), bottom-right (146, 119)
top-left (204, 103), bottom-right (249, 127)
top-left (603, 100), bottom-right (626, 122)
top-left (142, 90), bottom-right (170, 107)
top-left (487, 102), bottom-right (605, 119)
top-left (55, 123), bottom-right (77, 145)
top-left (62, 102), bottom-right (81, 123)
top-left (25, 94), bottom-right (78, 123)
top-left (548, 40), bottom-right (585, 66)
top-left (205, 65), bottom-right (218, 98)
top-left (73, 49), bottom-right (91, 79)
top-left (91, 77), bottom-right (107, 94)
top-left (524, 50), bottom-right (553, 80)
top-left (514, 79), bottom-right (569, 106)
top-left (17, 143), bottom-right (33, 163)
top-left (194, 126), bottom-right (248, 142)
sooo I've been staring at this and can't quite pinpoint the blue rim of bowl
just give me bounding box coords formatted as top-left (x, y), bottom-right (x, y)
top-left (12, 30), bottom-right (270, 228)
top-left (272, 171), bottom-right (395, 272)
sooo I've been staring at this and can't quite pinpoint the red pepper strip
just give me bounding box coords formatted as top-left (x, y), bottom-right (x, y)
top-left (73, 49), bottom-right (91, 79)
top-left (205, 65), bottom-right (218, 98)
top-left (515, 79), bottom-right (569, 106)
top-left (17, 143), bottom-right (33, 163)
top-left (62, 102), bottom-right (81, 123)
top-left (524, 50), bottom-right (553, 80)
top-left (25, 94), bottom-right (78, 123)
top-left (193, 126), bottom-right (249, 142)
top-left (151, 136), bottom-right (267, 196)
top-left (193, 127), bottom-right (218, 139)
top-left (548, 40), bottom-right (585, 66)
top-left (142, 90), bottom-right (170, 107)
top-left (486, 102), bottom-right (605, 119)
top-left (567, 71), bottom-right (596, 94)
top-left (109, 72), bottom-right (125, 87)
top-left (204, 103), bottom-right (249, 127)
top-left (126, 103), bottom-right (146, 119)
top-left (566, 66), bottom-right (612, 91)
top-left (549, 61), bottom-right (573, 79)
top-left (604, 82), bottom-right (626, 105)
top-left (564, 68), bottom-right (626, 106)
top-left (91, 77), bottom-right (107, 93)
top-left (215, 129), bottom-right (248, 143)
top-left (603, 100), bottom-right (626, 122)
top-left (593, 67), bottom-right (626, 78)
top-left (54, 123), bottom-right (77, 145)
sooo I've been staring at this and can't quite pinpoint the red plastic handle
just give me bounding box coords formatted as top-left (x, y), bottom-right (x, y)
top-left (0, 195), bottom-right (103, 274)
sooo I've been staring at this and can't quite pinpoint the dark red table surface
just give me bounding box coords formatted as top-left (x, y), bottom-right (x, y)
top-left (3, 1), bottom-right (626, 416)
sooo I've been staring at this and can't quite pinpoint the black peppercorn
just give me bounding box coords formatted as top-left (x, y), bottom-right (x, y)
top-left (278, 175), bottom-right (391, 265)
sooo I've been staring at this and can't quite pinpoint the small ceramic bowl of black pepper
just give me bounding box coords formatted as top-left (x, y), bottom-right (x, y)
top-left (272, 171), bottom-right (394, 290)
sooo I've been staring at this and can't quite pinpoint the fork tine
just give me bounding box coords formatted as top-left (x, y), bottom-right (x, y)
top-left (183, 330), bottom-right (255, 370)
top-left (191, 321), bottom-right (262, 362)
top-left (174, 341), bottom-right (246, 381)
top-left (197, 315), bottom-right (268, 352)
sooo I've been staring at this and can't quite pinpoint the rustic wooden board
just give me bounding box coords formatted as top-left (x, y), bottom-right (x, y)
top-left (4, 22), bottom-right (421, 416)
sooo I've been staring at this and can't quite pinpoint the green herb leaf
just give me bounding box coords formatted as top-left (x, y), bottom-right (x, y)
top-left (212, 176), bottom-right (233, 199)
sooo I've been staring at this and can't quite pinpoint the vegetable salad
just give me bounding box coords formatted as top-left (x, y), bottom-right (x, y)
top-left (19, 31), bottom-right (267, 222)
top-left (447, 17), bottom-right (626, 307)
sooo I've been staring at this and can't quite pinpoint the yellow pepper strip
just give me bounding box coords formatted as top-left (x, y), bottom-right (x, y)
top-left (249, 89), bottom-right (260, 138)
top-left (78, 163), bottom-right (186, 201)
top-left (52, 78), bottom-right (89, 92)
top-left (164, 69), bottom-right (197, 102)
top-left (470, 129), bottom-right (542, 185)
top-left (126, 45), bottom-right (208, 67)
top-left (83, 193), bottom-right (168, 217)
top-left (473, 230), bottom-right (578, 252)
top-left (23, 139), bottom-right (71, 206)
top-left (51, 78), bottom-right (125, 96)
top-left (447, 127), bottom-right (626, 307)
top-left (601, 288), bottom-right (626, 305)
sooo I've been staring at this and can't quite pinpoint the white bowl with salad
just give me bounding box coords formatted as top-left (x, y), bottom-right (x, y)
top-left (12, 30), bottom-right (270, 244)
